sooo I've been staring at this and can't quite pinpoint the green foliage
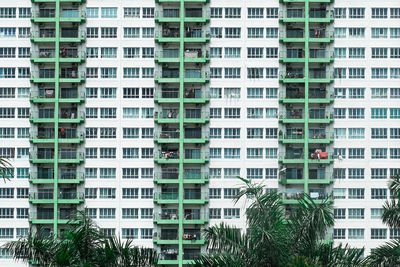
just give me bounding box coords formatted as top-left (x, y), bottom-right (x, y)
top-left (194, 178), bottom-right (368, 267)
top-left (3, 211), bottom-right (158, 267)
top-left (0, 158), bottom-right (12, 182)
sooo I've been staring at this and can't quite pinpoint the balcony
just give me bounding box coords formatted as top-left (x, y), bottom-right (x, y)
top-left (309, 70), bottom-right (334, 83)
top-left (154, 192), bottom-right (179, 204)
top-left (59, 49), bottom-right (86, 63)
top-left (185, 30), bottom-right (210, 43)
top-left (308, 110), bottom-right (334, 124)
top-left (59, 110), bottom-right (85, 123)
top-left (308, 131), bottom-right (334, 143)
top-left (155, 10), bottom-right (180, 23)
top-left (59, 90), bottom-right (85, 103)
top-left (154, 109), bottom-right (180, 123)
top-left (278, 152), bottom-right (304, 164)
top-left (309, 29), bottom-right (334, 43)
top-left (60, 29), bottom-right (86, 42)
top-left (29, 212), bottom-right (54, 224)
top-left (309, 50), bottom-right (334, 63)
top-left (309, 151), bottom-right (334, 164)
top-left (156, 50), bottom-right (210, 64)
top-left (153, 192), bottom-right (208, 204)
top-left (154, 171), bottom-right (209, 184)
top-left (155, 70), bottom-right (179, 83)
top-left (30, 70), bottom-right (56, 83)
top-left (154, 150), bottom-right (180, 164)
top-left (281, 190), bottom-right (304, 204)
top-left (279, 170), bottom-right (333, 184)
top-left (60, 10), bottom-right (86, 23)
top-left (29, 171), bottom-right (54, 184)
top-left (30, 30), bottom-right (56, 42)
top-left (58, 151), bottom-right (85, 164)
top-left (154, 89), bottom-right (209, 104)
top-left (58, 130), bottom-right (85, 143)
top-left (184, 70), bottom-right (210, 83)
top-left (29, 171), bottom-right (84, 184)
top-left (154, 130), bottom-right (180, 143)
top-left (279, 109), bottom-right (304, 123)
top-left (279, 10), bottom-right (305, 23)
top-left (279, 49), bottom-right (305, 63)
top-left (185, 9), bottom-right (210, 23)
top-left (184, 110), bottom-right (209, 123)
top-left (30, 50), bottom-right (56, 63)
top-left (309, 10), bottom-right (334, 23)
top-left (156, 0), bottom-right (209, 3)
top-left (279, 70), bottom-right (305, 83)
top-left (59, 70), bottom-right (86, 83)
top-left (155, 29), bottom-right (180, 42)
top-left (279, 29), bottom-right (304, 43)
top-left (153, 231), bottom-right (204, 245)
top-left (29, 151), bottom-right (55, 163)
top-left (32, 0), bottom-right (87, 3)
top-left (58, 191), bottom-right (84, 204)
top-left (280, 0), bottom-right (334, 3)
top-left (58, 171), bottom-right (85, 183)
top-left (29, 192), bottom-right (54, 204)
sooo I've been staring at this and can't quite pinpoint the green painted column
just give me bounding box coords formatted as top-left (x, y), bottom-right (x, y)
top-left (178, 0), bottom-right (185, 265)
top-left (303, 0), bottom-right (310, 194)
top-left (53, 0), bottom-right (61, 236)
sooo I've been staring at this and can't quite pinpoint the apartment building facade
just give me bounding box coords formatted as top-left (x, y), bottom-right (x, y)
top-left (0, 0), bottom-right (399, 266)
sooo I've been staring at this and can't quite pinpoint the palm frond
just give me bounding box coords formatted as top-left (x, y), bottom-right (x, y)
top-left (0, 157), bottom-right (12, 182)
top-left (367, 239), bottom-right (400, 267)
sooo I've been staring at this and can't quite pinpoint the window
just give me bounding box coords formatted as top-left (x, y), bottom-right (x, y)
top-left (0, 48), bottom-right (15, 58)
top-left (265, 128), bottom-right (278, 139)
top-left (248, 28), bottom-right (263, 38)
top-left (122, 188), bottom-right (138, 199)
top-left (0, 128), bottom-right (14, 138)
top-left (247, 68), bottom-right (263, 79)
top-left (371, 108), bottom-right (387, 119)
top-left (141, 148), bottom-right (153, 159)
top-left (391, 128), bottom-right (400, 139)
top-left (372, 128), bottom-right (387, 139)
top-left (210, 108), bottom-right (222, 118)
top-left (0, 68), bottom-right (15, 78)
top-left (348, 148), bottom-right (364, 159)
top-left (85, 88), bottom-right (97, 99)
top-left (335, 8), bottom-right (346, 18)
top-left (349, 108), bottom-right (365, 119)
top-left (209, 208), bottom-right (221, 219)
top-left (16, 168), bottom-right (28, 179)
top-left (18, 27), bottom-right (30, 38)
top-left (16, 208), bottom-right (28, 219)
top-left (124, 8), bottom-right (140, 18)
top-left (18, 8), bottom-right (31, 18)
top-left (101, 68), bottom-right (117, 78)
top-left (86, 27), bottom-right (98, 38)
top-left (334, 88), bottom-right (346, 98)
top-left (224, 128), bottom-right (240, 139)
top-left (101, 27), bottom-right (117, 38)
top-left (142, 27), bottom-right (154, 38)
top-left (209, 188), bottom-right (221, 199)
top-left (224, 148), bottom-right (240, 159)
top-left (100, 168), bottom-right (116, 179)
top-left (335, 148), bottom-right (348, 159)
top-left (124, 28), bottom-right (140, 38)
top-left (99, 188), bottom-right (116, 199)
top-left (100, 48), bottom-right (117, 58)
top-left (372, 28), bottom-right (388, 38)
top-left (390, 28), bottom-right (400, 38)
top-left (141, 128), bottom-right (153, 139)
top-left (123, 68), bottom-right (139, 78)
top-left (122, 148), bottom-right (139, 159)
top-left (247, 47), bottom-right (263, 58)
top-left (348, 208), bottom-right (364, 219)
top-left (142, 108), bottom-right (154, 118)
top-left (334, 48), bottom-right (346, 58)
top-left (101, 8), bottom-right (117, 18)
top-left (210, 48), bottom-right (222, 58)
top-left (334, 68), bottom-right (346, 79)
top-left (391, 48), bottom-right (400, 59)
top-left (265, 168), bottom-right (278, 179)
top-left (224, 47), bottom-right (241, 58)
top-left (16, 188), bottom-right (28, 198)
top-left (334, 108), bottom-right (346, 119)
top-left (349, 8), bottom-right (365, 18)
top-left (348, 128), bottom-right (364, 139)
top-left (348, 229), bottom-right (364, 239)
top-left (17, 128), bottom-right (29, 138)
top-left (86, 68), bottom-right (98, 78)
top-left (247, 88), bottom-right (263, 98)
top-left (0, 228), bottom-right (13, 239)
top-left (86, 8), bottom-right (98, 18)
top-left (123, 88), bottom-right (139, 98)
top-left (248, 8), bottom-right (263, 18)
top-left (0, 188), bottom-right (13, 198)
top-left (348, 68), bottom-right (365, 79)
top-left (141, 229), bottom-right (152, 239)
top-left (224, 108), bottom-right (240, 118)
top-left (333, 229), bottom-right (346, 239)
top-left (141, 168), bottom-right (153, 179)
top-left (16, 228), bottom-right (28, 238)
top-left (371, 229), bottom-right (387, 239)
top-left (0, 8), bottom-right (16, 18)
top-left (18, 88), bottom-right (29, 98)
top-left (265, 148), bottom-right (278, 159)
top-left (371, 208), bottom-right (384, 219)
top-left (372, 68), bottom-right (388, 79)
top-left (391, 8), bottom-right (400, 18)
top-left (224, 68), bottom-right (240, 79)
top-left (371, 168), bottom-right (387, 179)
top-left (391, 148), bottom-right (400, 159)
top-left (265, 48), bottom-right (278, 58)
top-left (334, 209), bottom-right (346, 219)
top-left (372, 88), bottom-right (387, 98)
top-left (333, 189), bottom-right (346, 199)
top-left (85, 168), bottom-right (97, 179)
top-left (334, 28), bottom-right (346, 38)
top-left (211, 8), bottom-right (222, 18)
top-left (0, 28), bottom-right (16, 38)
top-left (247, 108), bottom-right (263, 119)
top-left (372, 8), bottom-right (387, 18)
top-left (225, 8), bottom-right (241, 18)
top-left (122, 208), bottom-right (138, 219)
top-left (266, 28), bottom-right (278, 38)
top-left (224, 168), bottom-right (240, 179)
top-left (210, 27), bottom-right (222, 38)
top-left (348, 188), bottom-right (365, 199)
top-left (247, 168), bottom-right (263, 179)
top-left (247, 148), bottom-right (263, 159)
top-left (225, 28), bottom-right (241, 38)
top-left (349, 48), bottom-right (365, 58)
top-left (349, 28), bottom-right (365, 38)
top-left (122, 168), bottom-right (139, 179)
top-left (372, 48), bottom-right (388, 59)
top-left (224, 208), bottom-right (240, 219)
top-left (142, 8), bottom-right (154, 18)
top-left (122, 229), bottom-right (138, 239)
top-left (224, 188), bottom-right (240, 199)
top-left (391, 68), bottom-right (400, 79)
top-left (265, 108), bottom-right (278, 118)
top-left (247, 128), bottom-right (263, 139)
top-left (348, 168), bottom-right (364, 179)
top-left (141, 208), bottom-right (153, 219)
top-left (123, 108), bottom-right (139, 118)
top-left (266, 8), bottom-right (278, 18)
top-left (209, 168), bottom-right (221, 179)
top-left (333, 168), bottom-right (346, 180)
